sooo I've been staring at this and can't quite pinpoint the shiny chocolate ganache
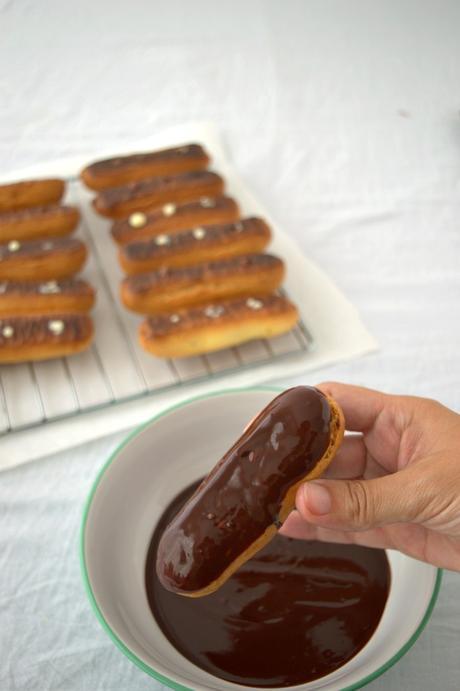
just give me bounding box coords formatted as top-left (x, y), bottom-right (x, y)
top-left (146, 481), bottom-right (390, 688)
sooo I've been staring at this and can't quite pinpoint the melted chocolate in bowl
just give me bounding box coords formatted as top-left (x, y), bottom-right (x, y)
top-left (146, 482), bottom-right (391, 688)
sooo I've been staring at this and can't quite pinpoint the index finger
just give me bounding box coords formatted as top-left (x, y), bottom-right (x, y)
top-left (318, 382), bottom-right (387, 432)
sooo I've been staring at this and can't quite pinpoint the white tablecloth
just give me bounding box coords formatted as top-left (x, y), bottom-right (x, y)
top-left (1, 1), bottom-right (459, 689)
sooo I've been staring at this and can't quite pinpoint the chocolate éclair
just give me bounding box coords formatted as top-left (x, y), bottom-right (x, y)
top-left (119, 218), bottom-right (272, 275)
top-left (0, 314), bottom-right (93, 363)
top-left (0, 204), bottom-right (80, 243)
top-left (93, 171), bottom-right (225, 219)
top-left (81, 143), bottom-right (210, 191)
top-left (121, 253), bottom-right (285, 315)
top-left (0, 237), bottom-right (87, 282)
top-left (155, 387), bottom-right (344, 596)
top-left (0, 279), bottom-right (95, 317)
top-left (0, 178), bottom-right (65, 213)
top-left (111, 196), bottom-right (239, 245)
top-left (139, 294), bottom-right (299, 357)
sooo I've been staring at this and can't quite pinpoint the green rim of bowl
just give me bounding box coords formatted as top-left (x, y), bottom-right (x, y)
top-left (80, 386), bottom-right (443, 691)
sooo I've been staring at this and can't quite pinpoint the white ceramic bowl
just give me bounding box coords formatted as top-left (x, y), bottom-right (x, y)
top-left (80, 387), bottom-right (442, 691)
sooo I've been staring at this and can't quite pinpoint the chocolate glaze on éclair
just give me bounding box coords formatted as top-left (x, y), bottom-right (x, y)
top-left (81, 144), bottom-right (210, 191)
top-left (156, 386), bottom-right (344, 596)
top-left (111, 196), bottom-right (240, 245)
top-left (93, 171), bottom-right (224, 218)
top-left (119, 218), bottom-right (271, 274)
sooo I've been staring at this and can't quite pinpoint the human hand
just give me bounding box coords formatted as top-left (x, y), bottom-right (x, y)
top-left (281, 383), bottom-right (460, 571)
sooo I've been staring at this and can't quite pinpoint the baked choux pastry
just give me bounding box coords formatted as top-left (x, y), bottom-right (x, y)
top-left (121, 253), bottom-right (285, 315)
top-left (139, 293), bottom-right (299, 358)
top-left (155, 385), bottom-right (344, 596)
top-left (81, 143), bottom-right (210, 191)
top-left (93, 171), bottom-right (224, 219)
top-left (0, 204), bottom-right (80, 243)
top-left (0, 313), bottom-right (94, 363)
top-left (111, 196), bottom-right (239, 245)
top-left (0, 178), bottom-right (64, 213)
top-left (0, 279), bottom-right (95, 317)
top-left (119, 218), bottom-right (271, 275)
top-left (0, 238), bottom-right (87, 282)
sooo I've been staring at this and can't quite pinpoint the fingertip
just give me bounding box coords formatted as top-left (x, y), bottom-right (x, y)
top-left (296, 481), bottom-right (332, 517)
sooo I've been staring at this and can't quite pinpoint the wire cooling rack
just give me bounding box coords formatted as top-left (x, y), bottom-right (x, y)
top-left (0, 179), bottom-right (313, 436)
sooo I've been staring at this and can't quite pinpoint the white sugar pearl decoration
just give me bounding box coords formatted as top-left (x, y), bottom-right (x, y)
top-left (178, 146), bottom-right (189, 154)
top-left (155, 234), bottom-right (170, 246)
top-left (246, 297), bottom-right (263, 310)
top-left (0, 283), bottom-right (7, 294)
top-left (129, 212), bottom-right (147, 228)
top-left (42, 241), bottom-right (54, 251)
top-left (234, 222), bottom-right (244, 232)
top-left (204, 305), bottom-right (225, 319)
top-left (39, 281), bottom-right (60, 294)
top-left (2, 325), bottom-right (14, 338)
top-left (7, 240), bottom-right (21, 252)
top-left (200, 197), bottom-right (216, 208)
top-left (48, 319), bottom-right (65, 335)
top-left (162, 203), bottom-right (176, 217)
top-left (169, 314), bottom-right (181, 324)
top-left (192, 227), bottom-right (206, 240)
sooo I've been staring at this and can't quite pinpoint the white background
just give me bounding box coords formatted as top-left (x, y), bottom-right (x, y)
top-left (1, 1), bottom-right (459, 689)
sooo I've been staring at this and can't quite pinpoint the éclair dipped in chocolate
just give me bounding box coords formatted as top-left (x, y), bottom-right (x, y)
top-left (156, 386), bottom-right (344, 597)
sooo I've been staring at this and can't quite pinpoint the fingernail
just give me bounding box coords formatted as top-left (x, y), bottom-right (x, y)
top-left (304, 482), bottom-right (332, 515)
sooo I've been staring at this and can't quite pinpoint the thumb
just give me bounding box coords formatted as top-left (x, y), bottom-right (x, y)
top-left (296, 472), bottom-right (423, 531)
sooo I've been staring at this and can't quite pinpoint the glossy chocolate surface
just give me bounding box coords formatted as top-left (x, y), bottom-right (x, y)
top-left (156, 386), bottom-right (332, 594)
top-left (147, 481), bottom-right (390, 687)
